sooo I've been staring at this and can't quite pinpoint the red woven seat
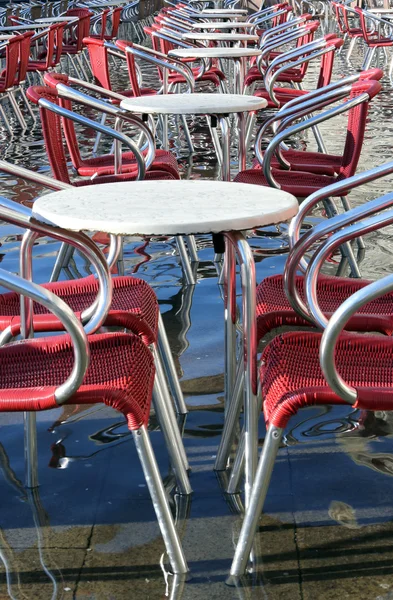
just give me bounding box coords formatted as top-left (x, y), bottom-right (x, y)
top-left (0, 275), bottom-right (159, 346)
top-left (256, 273), bottom-right (393, 340)
top-left (252, 149), bottom-right (342, 176)
top-left (234, 168), bottom-right (336, 197)
top-left (0, 331), bottom-right (155, 431)
top-left (76, 148), bottom-right (179, 178)
top-left (237, 78), bottom-right (381, 196)
top-left (261, 331), bottom-right (393, 430)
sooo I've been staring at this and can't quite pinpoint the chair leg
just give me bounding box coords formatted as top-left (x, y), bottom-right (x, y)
top-left (346, 36), bottom-right (357, 61)
top-left (226, 431), bottom-right (245, 494)
top-left (132, 425), bottom-right (189, 574)
top-left (180, 114), bottom-right (194, 153)
top-left (157, 313), bottom-right (188, 416)
top-left (176, 236), bottom-right (195, 285)
top-left (92, 112), bottom-right (107, 156)
top-left (75, 53), bottom-right (89, 81)
top-left (152, 346), bottom-right (191, 484)
top-left (0, 100), bottom-right (13, 136)
top-left (214, 363), bottom-right (244, 471)
top-left (362, 47), bottom-right (375, 71)
top-left (185, 235), bottom-right (198, 263)
top-left (228, 425), bottom-right (283, 580)
top-left (18, 86), bottom-right (36, 122)
top-left (7, 91), bottom-right (27, 130)
top-left (24, 412), bottom-right (39, 488)
top-left (50, 242), bottom-right (74, 282)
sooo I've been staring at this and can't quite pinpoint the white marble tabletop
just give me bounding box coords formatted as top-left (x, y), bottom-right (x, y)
top-left (192, 12), bottom-right (247, 19)
top-left (369, 8), bottom-right (393, 13)
top-left (37, 16), bottom-right (79, 23)
top-left (0, 23), bottom-right (49, 31)
top-left (0, 35), bottom-right (13, 40)
top-left (199, 8), bottom-right (248, 14)
top-left (182, 31), bottom-right (258, 41)
top-left (169, 46), bottom-right (261, 58)
top-left (32, 180), bottom-right (298, 236)
top-left (191, 20), bottom-right (253, 28)
top-left (120, 92), bottom-right (266, 114)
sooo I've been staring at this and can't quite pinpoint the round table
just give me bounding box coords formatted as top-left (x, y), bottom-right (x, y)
top-left (0, 24), bottom-right (50, 31)
top-left (119, 93), bottom-right (267, 177)
top-left (190, 21), bottom-right (254, 28)
top-left (31, 179), bottom-right (298, 508)
top-left (182, 31), bottom-right (258, 44)
top-left (37, 16), bottom-right (79, 23)
top-left (169, 46), bottom-right (261, 93)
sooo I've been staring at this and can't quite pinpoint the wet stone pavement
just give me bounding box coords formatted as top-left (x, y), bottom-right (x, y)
top-left (1, 18), bottom-right (393, 600)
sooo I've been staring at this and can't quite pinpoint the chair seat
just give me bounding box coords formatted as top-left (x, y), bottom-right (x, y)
top-left (253, 87), bottom-right (307, 108)
top-left (26, 60), bottom-right (48, 72)
top-left (367, 37), bottom-right (393, 47)
top-left (75, 170), bottom-right (177, 186)
top-left (0, 274), bottom-right (159, 346)
top-left (261, 331), bottom-right (393, 430)
top-left (77, 148), bottom-right (180, 178)
top-left (169, 71), bottom-right (220, 87)
top-left (233, 168), bottom-right (337, 197)
top-left (252, 148), bottom-right (342, 176)
top-left (245, 66), bottom-right (304, 87)
top-left (256, 273), bottom-right (393, 340)
top-left (0, 331), bottom-right (155, 431)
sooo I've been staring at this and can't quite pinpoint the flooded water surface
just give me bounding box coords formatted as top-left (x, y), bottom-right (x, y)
top-left (0, 19), bottom-right (393, 599)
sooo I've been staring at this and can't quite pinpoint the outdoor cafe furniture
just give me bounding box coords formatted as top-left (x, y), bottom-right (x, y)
top-left (0, 196), bottom-right (189, 576)
top-left (31, 179), bottom-right (298, 509)
top-left (119, 92), bottom-right (267, 174)
top-left (228, 159), bottom-right (393, 579)
top-left (168, 46), bottom-right (261, 93)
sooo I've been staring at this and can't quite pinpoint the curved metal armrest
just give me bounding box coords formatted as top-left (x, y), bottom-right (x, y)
top-left (0, 268), bottom-right (89, 405)
top-left (249, 5), bottom-right (283, 22)
top-left (38, 97), bottom-right (146, 179)
top-left (0, 160), bottom-right (71, 191)
top-left (54, 82), bottom-right (155, 170)
top-left (362, 9), bottom-right (393, 31)
top-left (305, 204), bottom-right (393, 330)
top-left (320, 265), bottom-right (393, 405)
top-left (283, 161), bottom-right (393, 322)
top-left (260, 15), bottom-right (308, 43)
top-left (259, 27), bottom-right (308, 67)
top-left (0, 195), bottom-right (113, 336)
top-left (254, 83), bottom-right (352, 168)
top-left (125, 44), bottom-right (195, 91)
top-left (252, 7), bottom-right (287, 26)
top-left (262, 93), bottom-right (367, 188)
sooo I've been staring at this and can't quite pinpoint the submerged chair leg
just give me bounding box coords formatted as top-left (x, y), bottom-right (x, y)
top-left (0, 101), bottom-right (13, 136)
top-left (7, 91), bottom-right (27, 130)
top-left (228, 425), bottom-right (283, 580)
top-left (132, 425), bottom-right (189, 574)
top-left (185, 235), bottom-right (198, 263)
top-left (24, 412), bottom-right (39, 488)
top-left (157, 313), bottom-right (188, 416)
top-left (152, 348), bottom-right (191, 484)
top-left (214, 364), bottom-right (244, 471)
top-left (176, 236), bottom-right (195, 285)
top-left (18, 86), bottom-right (36, 121)
top-left (180, 115), bottom-right (194, 153)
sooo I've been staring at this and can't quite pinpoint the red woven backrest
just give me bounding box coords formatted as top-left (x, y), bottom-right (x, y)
top-left (66, 9), bottom-right (93, 52)
top-left (144, 26), bottom-right (165, 79)
top-left (26, 85), bottom-right (72, 184)
top-left (52, 23), bottom-right (65, 67)
top-left (338, 79), bottom-right (382, 179)
top-left (316, 38), bottom-right (343, 88)
top-left (83, 37), bottom-right (111, 90)
top-left (108, 7), bottom-right (122, 39)
top-left (97, 9), bottom-right (110, 40)
top-left (0, 36), bottom-right (22, 91)
top-left (116, 39), bottom-right (141, 95)
top-left (332, 2), bottom-right (348, 34)
top-left (16, 31), bottom-right (33, 84)
top-left (354, 8), bottom-right (371, 44)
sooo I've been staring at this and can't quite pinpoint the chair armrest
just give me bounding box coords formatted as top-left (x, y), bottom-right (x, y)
top-left (319, 265), bottom-right (393, 405)
top-left (38, 97), bottom-right (147, 179)
top-left (0, 267), bottom-right (89, 405)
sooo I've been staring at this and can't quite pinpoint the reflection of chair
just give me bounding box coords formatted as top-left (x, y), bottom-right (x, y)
top-left (0, 198), bottom-right (189, 576)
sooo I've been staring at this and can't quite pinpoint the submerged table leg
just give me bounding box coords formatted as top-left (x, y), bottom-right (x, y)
top-left (225, 231), bottom-right (258, 509)
top-left (224, 238), bottom-right (237, 415)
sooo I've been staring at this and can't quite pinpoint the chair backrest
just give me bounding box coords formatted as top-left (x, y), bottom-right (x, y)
top-left (26, 85), bottom-right (72, 184)
top-left (338, 78), bottom-right (382, 179)
top-left (107, 6), bottom-right (122, 39)
top-left (116, 39), bottom-right (141, 95)
top-left (272, 4), bottom-right (292, 27)
top-left (316, 36), bottom-right (343, 89)
top-left (354, 8), bottom-right (375, 45)
top-left (95, 8), bottom-right (110, 40)
top-left (0, 35), bottom-right (23, 92)
top-left (83, 36), bottom-right (112, 90)
top-left (66, 8), bottom-right (93, 52)
top-left (332, 2), bottom-right (350, 34)
top-left (16, 31), bottom-right (33, 84)
top-left (52, 22), bottom-right (65, 67)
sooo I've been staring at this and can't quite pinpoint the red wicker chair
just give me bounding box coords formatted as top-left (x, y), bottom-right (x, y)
top-left (234, 79), bottom-right (381, 197)
top-left (0, 263), bottom-right (188, 575)
top-left (229, 188), bottom-right (393, 579)
top-left (42, 73), bottom-right (180, 179)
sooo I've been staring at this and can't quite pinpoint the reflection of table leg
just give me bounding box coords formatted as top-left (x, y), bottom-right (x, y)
top-left (225, 231), bottom-right (258, 509)
top-left (224, 239), bottom-right (237, 417)
top-left (218, 115), bottom-right (231, 181)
